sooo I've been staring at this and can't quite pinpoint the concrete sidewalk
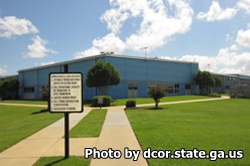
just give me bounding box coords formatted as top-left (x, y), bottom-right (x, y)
top-left (90, 107), bottom-right (148, 166)
top-left (139, 96), bottom-right (230, 107)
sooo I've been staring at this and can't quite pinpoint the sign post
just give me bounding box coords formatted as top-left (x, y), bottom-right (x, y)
top-left (98, 97), bottom-right (103, 109)
top-left (49, 64), bottom-right (83, 158)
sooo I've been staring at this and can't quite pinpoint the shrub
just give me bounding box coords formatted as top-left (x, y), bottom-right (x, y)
top-left (147, 84), bottom-right (166, 109)
top-left (92, 96), bottom-right (112, 107)
top-left (208, 92), bottom-right (221, 98)
top-left (126, 100), bottom-right (136, 108)
top-left (41, 86), bottom-right (49, 101)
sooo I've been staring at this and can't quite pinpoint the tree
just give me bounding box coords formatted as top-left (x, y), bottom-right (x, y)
top-left (106, 62), bottom-right (120, 86)
top-left (0, 76), bottom-right (19, 99)
top-left (194, 71), bottom-right (221, 94)
top-left (147, 84), bottom-right (166, 109)
top-left (86, 60), bottom-right (121, 95)
top-left (41, 86), bottom-right (49, 101)
top-left (213, 75), bottom-right (222, 93)
top-left (213, 75), bottom-right (222, 87)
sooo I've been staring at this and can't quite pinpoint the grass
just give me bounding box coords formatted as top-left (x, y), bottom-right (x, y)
top-left (70, 109), bottom-right (107, 137)
top-left (112, 95), bottom-right (214, 106)
top-left (0, 105), bottom-right (63, 152)
top-left (126, 99), bottom-right (250, 165)
top-left (1, 95), bottom-right (214, 107)
top-left (33, 156), bottom-right (89, 166)
top-left (0, 99), bottom-right (47, 105)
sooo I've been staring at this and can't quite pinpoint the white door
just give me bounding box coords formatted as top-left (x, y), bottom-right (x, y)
top-left (128, 82), bottom-right (138, 98)
top-left (185, 84), bottom-right (191, 95)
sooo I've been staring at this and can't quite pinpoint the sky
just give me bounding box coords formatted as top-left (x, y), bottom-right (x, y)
top-left (0, 0), bottom-right (250, 76)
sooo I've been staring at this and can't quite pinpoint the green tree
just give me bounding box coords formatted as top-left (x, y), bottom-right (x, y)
top-left (194, 71), bottom-right (222, 94)
top-left (0, 80), bottom-right (6, 97)
top-left (86, 60), bottom-right (121, 95)
top-left (41, 86), bottom-right (49, 101)
top-left (213, 75), bottom-right (222, 93)
top-left (0, 76), bottom-right (19, 99)
top-left (213, 75), bottom-right (222, 87)
top-left (147, 84), bottom-right (167, 109)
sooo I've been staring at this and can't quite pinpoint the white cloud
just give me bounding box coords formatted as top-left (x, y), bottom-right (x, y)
top-left (197, 1), bottom-right (237, 22)
top-left (125, 0), bottom-right (193, 51)
top-left (75, 33), bottom-right (126, 58)
top-left (41, 61), bottom-right (55, 66)
top-left (93, 33), bottom-right (126, 53)
top-left (0, 16), bottom-right (38, 38)
top-left (236, 28), bottom-right (250, 47)
top-left (78, 0), bottom-right (193, 56)
top-left (101, 8), bottom-right (130, 34)
top-left (75, 47), bottom-right (100, 59)
top-left (237, 0), bottom-right (250, 14)
top-left (0, 67), bottom-right (7, 76)
top-left (24, 35), bottom-right (57, 58)
top-left (230, 44), bottom-right (239, 51)
top-left (162, 47), bottom-right (250, 75)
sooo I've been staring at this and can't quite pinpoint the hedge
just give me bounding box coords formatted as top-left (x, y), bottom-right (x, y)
top-left (92, 96), bottom-right (112, 107)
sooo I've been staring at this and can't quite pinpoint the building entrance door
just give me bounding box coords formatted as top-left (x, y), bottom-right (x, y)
top-left (185, 84), bottom-right (191, 95)
top-left (128, 82), bottom-right (138, 98)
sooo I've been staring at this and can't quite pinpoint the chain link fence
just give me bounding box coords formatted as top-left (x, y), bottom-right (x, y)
top-left (230, 84), bottom-right (250, 98)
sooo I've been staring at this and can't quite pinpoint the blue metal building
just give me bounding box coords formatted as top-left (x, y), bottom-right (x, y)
top-left (18, 54), bottom-right (199, 100)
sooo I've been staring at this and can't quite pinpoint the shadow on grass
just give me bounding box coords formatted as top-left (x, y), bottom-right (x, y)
top-left (44, 157), bottom-right (66, 166)
top-left (32, 109), bottom-right (49, 114)
top-left (143, 107), bottom-right (165, 110)
top-left (125, 107), bottom-right (165, 110)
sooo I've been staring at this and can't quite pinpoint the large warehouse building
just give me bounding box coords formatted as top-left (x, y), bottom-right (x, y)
top-left (18, 54), bottom-right (199, 100)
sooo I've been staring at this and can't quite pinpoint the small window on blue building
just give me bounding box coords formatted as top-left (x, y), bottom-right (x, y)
top-left (174, 84), bottom-right (180, 93)
top-left (24, 87), bottom-right (34, 93)
top-left (165, 83), bottom-right (180, 94)
top-left (185, 84), bottom-right (191, 90)
top-left (128, 82), bottom-right (138, 90)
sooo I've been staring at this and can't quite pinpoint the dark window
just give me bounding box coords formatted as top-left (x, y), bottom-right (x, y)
top-left (128, 82), bottom-right (138, 90)
top-left (24, 87), bottom-right (34, 93)
top-left (185, 84), bottom-right (191, 90)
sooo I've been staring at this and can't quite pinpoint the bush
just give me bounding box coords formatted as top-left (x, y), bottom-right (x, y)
top-left (92, 96), bottom-right (112, 107)
top-left (41, 86), bottom-right (49, 101)
top-left (208, 92), bottom-right (221, 98)
top-left (126, 100), bottom-right (136, 108)
top-left (147, 84), bottom-right (166, 109)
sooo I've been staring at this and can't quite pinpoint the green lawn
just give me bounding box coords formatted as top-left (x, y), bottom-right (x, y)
top-left (0, 100), bottom-right (47, 105)
top-left (126, 99), bottom-right (250, 165)
top-left (0, 105), bottom-right (63, 152)
top-left (70, 109), bottom-right (107, 137)
top-left (33, 156), bottom-right (89, 166)
top-left (1, 95), bottom-right (214, 107)
top-left (112, 95), bottom-right (214, 106)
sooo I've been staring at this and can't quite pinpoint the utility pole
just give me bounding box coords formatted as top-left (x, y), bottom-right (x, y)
top-left (142, 47), bottom-right (148, 58)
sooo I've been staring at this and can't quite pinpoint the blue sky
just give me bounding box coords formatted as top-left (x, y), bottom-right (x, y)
top-left (0, 0), bottom-right (250, 76)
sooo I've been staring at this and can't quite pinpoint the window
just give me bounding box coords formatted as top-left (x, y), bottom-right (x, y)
top-left (185, 84), bottom-right (191, 90)
top-left (128, 82), bottom-right (138, 90)
top-left (24, 87), bottom-right (34, 93)
top-left (148, 83), bottom-right (180, 94)
top-left (175, 84), bottom-right (180, 93)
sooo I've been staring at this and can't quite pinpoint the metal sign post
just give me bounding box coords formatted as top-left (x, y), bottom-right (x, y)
top-left (98, 97), bottom-right (103, 109)
top-left (49, 64), bottom-right (83, 159)
top-left (64, 65), bottom-right (69, 159)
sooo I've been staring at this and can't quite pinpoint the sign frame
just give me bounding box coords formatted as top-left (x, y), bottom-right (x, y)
top-left (49, 72), bottom-right (83, 113)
